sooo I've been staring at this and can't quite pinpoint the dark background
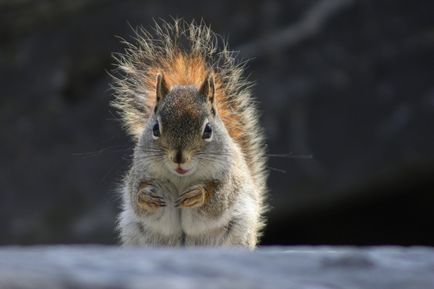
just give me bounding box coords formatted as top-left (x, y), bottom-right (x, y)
top-left (1, 0), bottom-right (433, 246)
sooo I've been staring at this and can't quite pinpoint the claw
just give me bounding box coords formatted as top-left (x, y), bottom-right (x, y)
top-left (149, 194), bottom-right (163, 200)
top-left (136, 184), bottom-right (166, 211)
top-left (176, 185), bottom-right (206, 208)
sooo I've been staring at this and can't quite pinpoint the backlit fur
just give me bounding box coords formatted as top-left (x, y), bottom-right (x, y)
top-left (112, 19), bottom-right (268, 246)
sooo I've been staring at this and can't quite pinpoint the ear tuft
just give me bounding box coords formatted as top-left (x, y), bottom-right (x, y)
top-left (156, 73), bottom-right (169, 103)
top-left (199, 72), bottom-right (215, 104)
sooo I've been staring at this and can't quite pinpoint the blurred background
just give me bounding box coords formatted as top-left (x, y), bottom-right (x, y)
top-left (1, 0), bottom-right (434, 246)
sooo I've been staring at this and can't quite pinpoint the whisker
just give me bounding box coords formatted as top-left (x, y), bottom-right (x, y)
top-left (267, 152), bottom-right (313, 159)
top-left (196, 152), bottom-right (231, 157)
top-left (197, 157), bottom-right (234, 166)
top-left (268, 166), bottom-right (287, 174)
top-left (72, 145), bottom-right (132, 158)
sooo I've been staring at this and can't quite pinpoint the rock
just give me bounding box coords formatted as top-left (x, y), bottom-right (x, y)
top-left (1, 0), bottom-right (434, 246)
top-left (0, 246), bottom-right (433, 289)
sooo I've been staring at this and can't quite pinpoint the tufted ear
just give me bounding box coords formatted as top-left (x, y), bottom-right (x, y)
top-left (199, 72), bottom-right (215, 105)
top-left (156, 72), bottom-right (169, 103)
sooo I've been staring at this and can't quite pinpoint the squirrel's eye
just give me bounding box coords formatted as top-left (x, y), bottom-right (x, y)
top-left (202, 123), bottom-right (213, 140)
top-left (152, 121), bottom-right (160, 139)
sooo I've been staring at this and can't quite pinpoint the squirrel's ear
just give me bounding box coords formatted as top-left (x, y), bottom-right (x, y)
top-left (156, 73), bottom-right (169, 103)
top-left (199, 72), bottom-right (215, 104)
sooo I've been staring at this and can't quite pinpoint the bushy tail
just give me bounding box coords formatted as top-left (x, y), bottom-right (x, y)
top-left (111, 19), bottom-right (268, 233)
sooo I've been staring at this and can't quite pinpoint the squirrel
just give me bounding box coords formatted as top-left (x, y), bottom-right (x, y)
top-left (111, 20), bottom-right (268, 249)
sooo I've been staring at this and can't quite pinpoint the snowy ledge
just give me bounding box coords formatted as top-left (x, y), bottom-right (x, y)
top-left (0, 246), bottom-right (433, 289)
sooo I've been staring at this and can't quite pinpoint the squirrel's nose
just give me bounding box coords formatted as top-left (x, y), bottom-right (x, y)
top-left (174, 150), bottom-right (186, 164)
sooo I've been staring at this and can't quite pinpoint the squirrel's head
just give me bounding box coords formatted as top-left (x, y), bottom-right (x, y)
top-left (136, 72), bottom-right (231, 177)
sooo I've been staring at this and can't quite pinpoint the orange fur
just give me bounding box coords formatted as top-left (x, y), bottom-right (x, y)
top-left (141, 53), bottom-right (244, 146)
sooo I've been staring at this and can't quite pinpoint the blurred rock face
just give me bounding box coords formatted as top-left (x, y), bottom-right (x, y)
top-left (1, 0), bottom-right (433, 245)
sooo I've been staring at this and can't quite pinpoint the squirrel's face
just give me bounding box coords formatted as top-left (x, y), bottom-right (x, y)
top-left (136, 73), bottom-right (231, 178)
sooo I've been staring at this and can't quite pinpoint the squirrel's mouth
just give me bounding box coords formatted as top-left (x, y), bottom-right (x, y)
top-left (175, 167), bottom-right (189, 175)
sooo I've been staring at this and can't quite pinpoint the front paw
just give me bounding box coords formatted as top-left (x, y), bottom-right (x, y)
top-left (175, 185), bottom-right (206, 208)
top-left (137, 183), bottom-right (166, 212)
